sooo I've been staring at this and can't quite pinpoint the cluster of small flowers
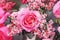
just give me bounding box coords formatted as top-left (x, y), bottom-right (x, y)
top-left (21, 0), bottom-right (41, 10)
top-left (21, 0), bottom-right (57, 10)
top-left (7, 23), bottom-right (22, 36)
top-left (41, 0), bottom-right (57, 10)
top-left (34, 14), bottom-right (55, 39)
top-left (27, 0), bottom-right (41, 10)
top-left (6, 12), bottom-right (22, 36)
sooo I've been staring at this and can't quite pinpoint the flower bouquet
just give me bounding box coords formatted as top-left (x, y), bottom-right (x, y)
top-left (0, 0), bottom-right (60, 40)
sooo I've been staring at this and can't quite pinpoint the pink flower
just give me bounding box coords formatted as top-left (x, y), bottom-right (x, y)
top-left (53, 1), bottom-right (60, 18)
top-left (57, 27), bottom-right (60, 33)
top-left (0, 7), bottom-right (10, 23)
top-left (17, 8), bottom-right (41, 32)
top-left (0, 26), bottom-right (12, 40)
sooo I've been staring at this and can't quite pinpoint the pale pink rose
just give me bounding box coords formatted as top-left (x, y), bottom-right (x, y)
top-left (53, 1), bottom-right (60, 18)
top-left (0, 7), bottom-right (10, 23)
top-left (17, 8), bottom-right (41, 32)
top-left (57, 27), bottom-right (60, 33)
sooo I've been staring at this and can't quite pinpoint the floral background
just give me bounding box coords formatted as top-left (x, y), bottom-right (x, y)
top-left (0, 0), bottom-right (60, 40)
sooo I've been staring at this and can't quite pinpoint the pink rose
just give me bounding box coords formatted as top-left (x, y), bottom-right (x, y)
top-left (0, 26), bottom-right (12, 40)
top-left (17, 8), bottom-right (41, 32)
top-left (0, 7), bottom-right (10, 23)
top-left (53, 1), bottom-right (60, 18)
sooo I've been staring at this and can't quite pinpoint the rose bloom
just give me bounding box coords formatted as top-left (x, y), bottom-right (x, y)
top-left (0, 7), bottom-right (10, 23)
top-left (0, 25), bottom-right (12, 40)
top-left (53, 1), bottom-right (60, 18)
top-left (17, 8), bottom-right (41, 32)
